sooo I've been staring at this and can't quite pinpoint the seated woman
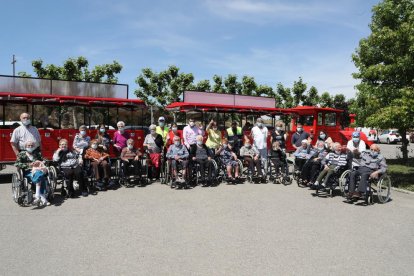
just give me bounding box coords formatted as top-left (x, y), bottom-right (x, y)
top-left (216, 138), bottom-right (240, 182)
top-left (14, 140), bottom-right (50, 206)
top-left (313, 142), bottom-right (347, 189)
top-left (240, 139), bottom-right (263, 179)
top-left (190, 135), bottom-right (214, 186)
top-left (144, 124), bottom-right (164, 180)
top-left (120, 139), bottom-right (143, 179)
top-left (95, 124), bottom-right (112, 152)
top-left (293, 139), bottom-right (312, 172)
top-left (314, 131), bottom-right (333, 149)
top-left (166, 135), bottom-right (189, 186)
top-left (84, 139), bottom-right (111, 190)
top-left (73, 125), bottom-right (91, 154)
top-left (301, 141), bottom-right (328, 187)
top-left (53, 138), bottom-right (87, 197)
top-left (269, 141), bottom-right (288, 178)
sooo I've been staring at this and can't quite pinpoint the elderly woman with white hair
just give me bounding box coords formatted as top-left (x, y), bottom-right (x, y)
top-left (14, 140), bottom-right (50, 206)
top-left (144, 124), bottom-right (164, 180)
top-left (113, 121), bottom-right (130, 156)
top-left (293, 139), bottom-right (312, 172)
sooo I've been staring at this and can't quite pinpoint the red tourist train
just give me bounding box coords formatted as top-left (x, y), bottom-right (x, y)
top-left (0, 76), bottom-right (371, 169)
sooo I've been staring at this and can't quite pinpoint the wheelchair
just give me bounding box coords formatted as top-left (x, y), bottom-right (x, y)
top-left (241, 157), bottom-right (267, 184)
top-left (215, 156), bottom-right (244, 184)
top-left (190, 158), bottom-right (219, 187)
top-left (116, 156), bottom-right (149, 187)
top-left (314, 166), bottom-right (348, 197)
top-left (267, 157), bottom-right (292, 185)
top-left (82, 158), bottom-right (117, 192)
top-left (292, 158), bottom-right (307, 186)
top-left (162, 158), bottom-right (191, 189)
top-left (11, 165), bottom-right (56, 207)
top-left (339, 168), bottom-right (391, 205)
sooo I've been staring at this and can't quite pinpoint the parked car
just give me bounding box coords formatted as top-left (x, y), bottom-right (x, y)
top-left (378, 129), bottom-right (402, 144)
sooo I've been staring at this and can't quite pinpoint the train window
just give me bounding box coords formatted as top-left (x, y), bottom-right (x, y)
top-left (3, 103), bottom-right (31, 129)
top-left (33, 105), bottom-right (60, 129)
top-left (298, 115), bottom-right (314, 126)
top-left (317, 113), bottom-right (323, 126)
top-left (325, 113), bottom-right (336, 126)
top-left (61, 106), bottom-right (85, 129)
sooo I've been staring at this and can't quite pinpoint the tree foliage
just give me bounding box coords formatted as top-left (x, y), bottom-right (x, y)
top-left (135, 65), bottom-right (194, 107)
top-left (19, 56), bottom-right (122, 83)
top-left (352, 0), bottom-right (414, 160)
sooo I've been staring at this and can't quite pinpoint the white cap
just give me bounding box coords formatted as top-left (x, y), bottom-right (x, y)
top-left (301, 139), bottom-right (309, 145)
top-left (158, 116), bottom-right (165, 121)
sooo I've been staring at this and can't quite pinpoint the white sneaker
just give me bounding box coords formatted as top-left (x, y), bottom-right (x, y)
top-left (32, 197), bottom-right (41, 205)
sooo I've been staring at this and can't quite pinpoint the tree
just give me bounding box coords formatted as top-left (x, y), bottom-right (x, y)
top-left (212, 75), bottom-right (225, 93)
top-left (275, 83), bottom-right (293, 108)
top-left (302, 86), bottom-right (319, 106)
top-left (135, 65), bottom-right (194, 108)
top-left (292, 77), bottom-right (307, 106)
top-left (240, 76), bottom-right (257, 96)
top-left (352, 0), bottom-right (414, 160)
top-left (190, 79), bottom-right (211, 91)
top-left (319, 92), bottom-right (333, 108)
top-left (224, 74), bottom-right (242, 94)
top-left (24, 57), bottom-right (122, 83)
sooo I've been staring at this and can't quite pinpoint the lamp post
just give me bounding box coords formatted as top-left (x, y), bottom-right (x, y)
top-left (11, 55), bottom-right (16, 76)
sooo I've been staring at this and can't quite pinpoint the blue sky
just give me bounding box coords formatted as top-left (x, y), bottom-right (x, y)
top-left (0, 0), bottom-right (380, 99)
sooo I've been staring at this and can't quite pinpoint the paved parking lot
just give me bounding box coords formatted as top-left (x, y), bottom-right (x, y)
top-left (0, 143), bottom-right (413, 275)
top-left (1, 175), bottom-right (413, 275)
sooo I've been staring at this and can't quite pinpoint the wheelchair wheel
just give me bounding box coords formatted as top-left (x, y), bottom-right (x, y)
top-left (339, 170), bottom-right (351, 197)
top-left (46, 166), bottom-right (57, 202)
top-left (237, 159), bottom-right (243, 174)
top-left (163, 161), bottom-right (171, 186)
top-left (376, 174), bottom-right (391, 203)
top-left (365, 191), bottom-right (374, 205)
top-left (11, 173), bottom-right (21, 203)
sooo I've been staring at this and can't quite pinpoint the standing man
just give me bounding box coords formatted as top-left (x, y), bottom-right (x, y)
top-left (291, 123), bottom-right (310, 150)
top-left (183, 118), bottom-right (202, 151)
top-left (226, 121), bottom-right (243, 155)
top-left (10, 112), bottom-right (41, 157)
top-left (156, 116), bottom-right (169, 146)
top-left (250, 118), bottom-right (269, 171)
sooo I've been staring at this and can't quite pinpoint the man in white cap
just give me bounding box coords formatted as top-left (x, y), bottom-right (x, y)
top-left (156, 116), bottom-right (169, 146)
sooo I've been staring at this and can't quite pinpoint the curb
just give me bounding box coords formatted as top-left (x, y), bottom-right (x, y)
top-left (391, 187), bottom-right (414, 195)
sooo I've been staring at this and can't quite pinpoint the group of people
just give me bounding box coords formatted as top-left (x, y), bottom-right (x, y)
top-left (10, 112), bottom-right (388, 206)
top-left (293, 129), bottom-right (388, 201)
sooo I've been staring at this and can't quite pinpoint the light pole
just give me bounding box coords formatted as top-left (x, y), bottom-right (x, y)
top-left (11, 55), bottom-right (17, 76)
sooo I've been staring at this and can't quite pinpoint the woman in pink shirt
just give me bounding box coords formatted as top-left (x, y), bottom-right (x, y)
top-left (113, 121), bottom-right (130, 156)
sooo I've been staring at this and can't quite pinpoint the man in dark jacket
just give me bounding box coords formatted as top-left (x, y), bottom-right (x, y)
top-left (190, 135), bottom-right (214, 186)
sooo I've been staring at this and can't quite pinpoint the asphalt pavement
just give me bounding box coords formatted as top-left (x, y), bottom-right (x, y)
top-left (0, 143), bottom-right (413, 276)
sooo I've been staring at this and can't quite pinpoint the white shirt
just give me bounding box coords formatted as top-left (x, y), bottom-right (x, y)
top-left (10, 125), bottom-right (41, 150)
top-left (251, 126), bottom-right (268, 150)
top-left (346, 140), bottom-right (366, 152)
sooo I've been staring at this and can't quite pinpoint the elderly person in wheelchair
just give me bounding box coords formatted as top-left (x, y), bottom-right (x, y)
top-left (85, 139), bottom-right (112, 190)
top-left (313, 142), bottom-right (347, 190)
top-left (190, 135), bottom-right (214, 186)
top-left (301, 141), bottom-right (329, 187)
top-left (348, 144), bottom-right (387, 200)
top-left (120, 139), bottom-right (143, 181)
top-left (14, 140), bottom-right (50, 206)
top-left (53, 138), bottom-right (87, 198)
top-left (166, 135), bottom-right (189, 187)
top-left (240, 139), bottom-right (264, 180)
top-left (216, 138), bottom-right (240, 183)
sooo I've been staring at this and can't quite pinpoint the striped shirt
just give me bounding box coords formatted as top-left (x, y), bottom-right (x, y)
top-left (323, 152), bottom-right (347, 167)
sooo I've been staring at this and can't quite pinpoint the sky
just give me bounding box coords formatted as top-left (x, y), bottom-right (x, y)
top-left (0, 0), bottom-right (380, 99)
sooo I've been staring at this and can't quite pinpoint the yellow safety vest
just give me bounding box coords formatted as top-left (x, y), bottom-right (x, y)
top-left (156, 126), bottom-right (169, 145)
top-left (226, 127), bottom-right (242, 136)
